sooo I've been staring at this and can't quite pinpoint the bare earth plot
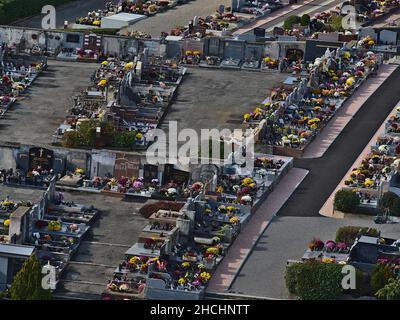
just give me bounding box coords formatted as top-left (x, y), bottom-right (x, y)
top-left (0, 60), bottom-right (98, 146)
top-left (162, 68), bottom-right (287, 139)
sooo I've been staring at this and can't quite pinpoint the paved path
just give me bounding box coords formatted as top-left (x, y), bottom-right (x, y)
top-left (206, 167), bottom-right (308, 293)
top-left (229, 214), bottom-right (400, 298)
top-left (303, 64), bottom-right (398, 159)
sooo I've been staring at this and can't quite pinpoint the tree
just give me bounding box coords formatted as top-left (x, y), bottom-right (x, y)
top-left (10, 254), bottom-right (51, 300)
top-left (334, 189), bottom-right (360, 213)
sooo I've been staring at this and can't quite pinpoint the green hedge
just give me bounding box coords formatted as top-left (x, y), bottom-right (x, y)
top-left (0, 0), bottom-right (73, 24)
top-left (335, 226), bottom-right (379, 246)
top-left (285, 262), bottom-right (343, 300)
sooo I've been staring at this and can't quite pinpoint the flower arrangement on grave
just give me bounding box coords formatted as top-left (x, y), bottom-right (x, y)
top-left (200, 272), bottom-right (211, 283)
top-left (192, 182), bottom-right (203, 191)
top-left (322, 257), bottom-right (335, 263)
top-left (206, 247), bottom-right (219, 256)
top-left (357, 36), bottom-right (376, 49)
top-left (308, 238), bottom-right (324, 251)
top-left (325, 240), bottom-right (336, 252)
top-left (216, 185), bottom-right (224, 193)
top-left (75, 168), bottom-right (85, 175)
top-left (48, 221), bottom-right (62, 232)
top-left (135, 132), bottom-right (143, 141)
top-left (35, 220), bottom-right (47, 228)
top-left (182, 262), bottom-right (191, 269)
top-left (2, 200), bottom-right (14, 209)
top-left (70, 224), bottom-right (79, 232)
top-left (3, 219), bottom-right (10, 228)
top-left (229, 217), bottom-right (240, 224)
top-left (239, 195), bottom-right (252, 205)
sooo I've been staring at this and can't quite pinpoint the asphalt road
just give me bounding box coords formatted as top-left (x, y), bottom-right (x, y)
top-left (12, 0), bottom-right (109, 28)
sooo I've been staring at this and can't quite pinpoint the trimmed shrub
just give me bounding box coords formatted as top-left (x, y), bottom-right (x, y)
top-left (285, 261), bottom-right (343, 300)
top-left (335, 226), bottom-right (379, 246)
top-left (283, 15), bottom-right (301, 30)
top-left (376, 278), bottom-right (400, 300)
top-left (300, 14), bottom-right (310, 26)
top-left (285, 263), bottom-right (303, 294)
top-left (333, 189), bottom-right (360, 213)
top-left (371, 264), bottom-right (395, 294)
top-left (139, 201), bottom-right (185, 219)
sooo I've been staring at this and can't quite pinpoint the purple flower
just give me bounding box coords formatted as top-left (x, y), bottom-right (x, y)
top-left (336, 242), bottom-right (347, 250)
top-left (133, 181), bottom-right (143, 189)
top-left (325, 240), bottom-right (336, 251)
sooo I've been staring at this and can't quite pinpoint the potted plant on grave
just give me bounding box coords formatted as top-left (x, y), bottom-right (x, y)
top-left (308, 238), bottom-right (324, 251)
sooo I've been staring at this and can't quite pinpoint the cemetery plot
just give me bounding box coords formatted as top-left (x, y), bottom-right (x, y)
top-left (52, 55), bottom-right (186, 151)
top-left (102, 154), bottom-right (292, 299)
top-left (241, 48), bottom-right (382, 157)
top-left (0, 179), bottom-right (99, 290)
top-left (0, 44), bottom-right (47, 119)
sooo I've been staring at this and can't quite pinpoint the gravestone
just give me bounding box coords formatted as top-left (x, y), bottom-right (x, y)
top-left (380, 29), bottom-right (397, 45)
top-left (29, 147), bottom-right (54, 171)
top-left (163, 164), bottom-right (190, 185)
top-left (16, 152), bottom-right (29, 172)
top-left (143, 164), bottom-right (159, 183)
top-left (114, 153), bottom-right (140, 179)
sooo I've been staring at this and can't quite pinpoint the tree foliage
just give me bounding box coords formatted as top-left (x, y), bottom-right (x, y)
top-left (10, 254), bottom-right (51, 300)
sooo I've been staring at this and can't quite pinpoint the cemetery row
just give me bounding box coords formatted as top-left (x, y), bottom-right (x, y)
top-left (241, 47), bottom-right (382, 157)
top-left (102, 154), bottom-right (293, 299)
top-left (335, 106), bottom-right (400, 216)
top-left (0, 178), bottom-right (98, 291)
top-left (0, 43), bottom-right (47, 119)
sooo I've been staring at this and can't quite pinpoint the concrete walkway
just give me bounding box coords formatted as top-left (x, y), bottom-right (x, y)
top-left (206, 167), bottom-right (308, 293)
top-left (303, 64), bottom-right (399, 159)
top-left (320, 99), bottom-right (400, 218)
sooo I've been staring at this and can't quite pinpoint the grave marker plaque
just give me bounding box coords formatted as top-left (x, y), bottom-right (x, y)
top-left (29, 147), bottom-right (54, 171)
top-left (114, 153), bottom-right (140, 179)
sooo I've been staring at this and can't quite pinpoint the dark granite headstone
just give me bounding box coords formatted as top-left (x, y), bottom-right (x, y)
top-left (144, 164), bottom-right (158, 183)
top-left (29, 147), bottom-right (54, 171)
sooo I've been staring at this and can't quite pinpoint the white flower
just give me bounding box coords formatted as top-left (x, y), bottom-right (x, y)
top-left (167, 188), bottom-right (177, 195)
top-left (241, 195), bottom-right (252, 203)
top-left (378, 145), bottom-right (389, 153)
top-left (257, 169), bottom-right (267, 176)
